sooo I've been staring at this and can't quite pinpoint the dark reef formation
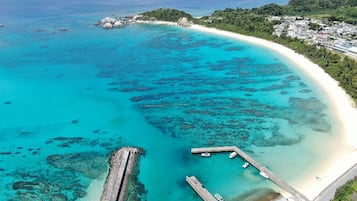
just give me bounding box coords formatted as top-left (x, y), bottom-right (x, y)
top-left (97, 28), bottom-right (332, 151)
top-left (47, 152), bottom-right (108, 179)
top-left (9, 151), bottom-right (109, 201)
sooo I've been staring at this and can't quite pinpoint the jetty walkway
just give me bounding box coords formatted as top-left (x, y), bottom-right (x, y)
top-left (191, 146), bottom-right (310, 201)
top-left (101, 147), bottom-right (141, 201)
top-left (186, 176), bottom-right (217, 201)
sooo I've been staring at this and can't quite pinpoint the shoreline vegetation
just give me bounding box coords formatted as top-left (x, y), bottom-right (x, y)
top-left (333, 174), bottom-right (357, 201)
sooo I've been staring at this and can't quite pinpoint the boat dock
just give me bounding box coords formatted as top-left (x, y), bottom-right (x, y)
top-left (186, 176), bottom-right (217, 201)
top-left (100, 147), bottom-right (141, 201)
top-left (191, 146), bottom-right (310, 201)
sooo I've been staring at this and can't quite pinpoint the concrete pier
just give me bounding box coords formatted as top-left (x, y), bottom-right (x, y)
top-left (101, 147), bottom-right (141, 201)
top-left (186, 176), bottom-right (217, 201)
top-left (191, 146), bottom-right (310, 201)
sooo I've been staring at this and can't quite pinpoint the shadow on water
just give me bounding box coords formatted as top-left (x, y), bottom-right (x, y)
top-left (230, 188), bottom-right (281, 201)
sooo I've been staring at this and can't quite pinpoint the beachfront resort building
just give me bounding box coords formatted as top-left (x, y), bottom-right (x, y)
top-left (270, 16), bottom-right (357, 58)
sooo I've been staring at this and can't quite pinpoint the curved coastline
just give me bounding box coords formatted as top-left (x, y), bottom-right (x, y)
top-left (187, 23), bottom-right (357, 200)
top-left (137, 20), bottom-right (357, 200)
top-left (82, 20), bottom-right (357, 200)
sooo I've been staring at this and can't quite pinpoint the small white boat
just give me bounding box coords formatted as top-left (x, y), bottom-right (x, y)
top-left (201, 152), bottom-right (211, 157)
top-left (242, 162), bottom-right (250, 169)
top-left (229, 151), bottom-right (237, 159)
top-left (259, 171), bottom-right (269, 179)
top-left (214, 193), bottom-right (224, 201)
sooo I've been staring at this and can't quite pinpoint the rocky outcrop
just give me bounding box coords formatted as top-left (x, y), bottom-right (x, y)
top-left (113, 21), bottom-right (123, 28)
top-left (97, 17), bottom-right (125, 29)
top-left (102, 22), bottom-right (113, 29)
top-left (100, 17), bottom-right (116, 25)
top-left (58, 27), bottom-right (68, 32)
top-left (177, 17), bottom-right (192, 27)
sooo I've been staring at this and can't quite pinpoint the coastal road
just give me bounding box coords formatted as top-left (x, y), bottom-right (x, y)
top-left (313, 163), bottom-right (357, 201)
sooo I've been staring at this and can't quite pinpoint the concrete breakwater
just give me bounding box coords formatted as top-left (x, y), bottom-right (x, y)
top-left (100, 147), bottom-right (143, 201)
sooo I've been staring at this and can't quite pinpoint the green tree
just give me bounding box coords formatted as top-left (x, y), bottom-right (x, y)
top-left (141, 8), bottom-right (193, 22)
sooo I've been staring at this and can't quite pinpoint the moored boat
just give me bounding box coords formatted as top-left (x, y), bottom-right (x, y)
top-left (201, 152), bottom-right (211, 157)
top-left (259, 171), bottom-right (269, 179)
top-left (229, 151), bottom-right (237, 159)
top-left (242, 162), bottom-right (250, 168)
top-left (214, 193), bottom-right (224, 201)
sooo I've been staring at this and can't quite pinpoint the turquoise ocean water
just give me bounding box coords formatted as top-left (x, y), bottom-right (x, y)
top-left (0, 1), bottom-right (341, 200)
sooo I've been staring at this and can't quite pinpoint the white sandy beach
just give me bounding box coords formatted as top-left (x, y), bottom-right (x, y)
top-left (85, 21), bottom-right (357, 201)
top-left (187, 24), bottom-right (357, 200)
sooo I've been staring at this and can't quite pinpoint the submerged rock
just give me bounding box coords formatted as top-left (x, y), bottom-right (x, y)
top-left (12, 180), bottom-right (66, 200)
top-left (289, 97), bottom-right (326, 111)
top-left (71, 119), bottom-right (79, 124)
top-left (231, 188), bottom-right (281, 201)
top-left (58, 27), bottom-right (68, 32)
top-left (13, 181), bottom-right (40, 190)
top-left (47, 152), bottom-right (108, 179)
top-left (74, 188), bottom-right (87, 198)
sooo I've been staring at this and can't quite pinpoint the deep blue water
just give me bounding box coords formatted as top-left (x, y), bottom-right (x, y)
top-left (0, 1), bottom-right (340, 201)
top-left (0, 0), bottom-right (288, 21)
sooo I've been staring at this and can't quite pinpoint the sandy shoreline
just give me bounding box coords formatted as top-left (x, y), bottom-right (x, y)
top-left (186, 24), bottom-right (357, 200)
top-left (145, 21), bottom-right (357, 199)
top-left (84, 21), bottom-right (357, 200)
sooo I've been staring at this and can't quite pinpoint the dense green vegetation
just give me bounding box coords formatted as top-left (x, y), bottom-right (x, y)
top-left (200, 6), bottom-right (277, 38)
top-left (333, 177), bottom-right (357, 201)
top-left (286, 0), bottom-right (357, 24)
top-left (287, 0), bottom-right (356, 13)
top-left (141, 8), bottom-right (193, 22)
top-left (194, 0), bottom-right (357, 104)
top-left (323, 7), bottom-right (357, 25)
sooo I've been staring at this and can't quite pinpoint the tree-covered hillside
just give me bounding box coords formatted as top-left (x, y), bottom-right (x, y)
top-left (286, 0), bottom-right (357, 24)
top-left (288, 0), bottom-right (356, 12)
top-left (141, 8), bottom-right (193, 22)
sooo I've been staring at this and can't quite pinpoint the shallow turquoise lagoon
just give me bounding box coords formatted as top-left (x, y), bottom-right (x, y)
top-left (0, 18), bottom-right (335, 200)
